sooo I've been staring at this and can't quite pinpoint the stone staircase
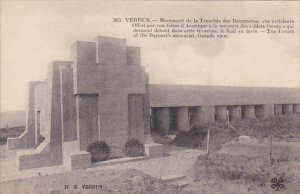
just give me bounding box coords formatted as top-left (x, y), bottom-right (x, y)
top-left (160, 174), bottom-right (190, 188)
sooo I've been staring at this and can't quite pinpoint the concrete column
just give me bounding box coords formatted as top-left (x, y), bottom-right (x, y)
top-left (228, 106), bottom-right (241, 121)
top-left (215, 106), bottom-right (227, 121)
top-left (7, 82), bottom-right (40, 149)
top-left (189, 106), bottom-right (203, 126)
top-left (282, 104), bottom-right (293, 115)
top-left (255, 105), bottom-right (265, 119)
top-left (60, 65), bottom-right (77, 142)
top-left (201, 105), bottom-right (215, 124)
top-left (176, 107), bottom-right (189, 131)
top-left (275, 104), bottom-right (283, 115)
top-left (143, 73), bottom-right (151, 136)
top-left (168, 108), bottom-right (177, 131)
top-left (264, 104), bottom-right (275, 118)
top-left (16, 62), bottom-right (66, 169)
top-left (293, 104), bottom-right (300, 114)
top-left (150, 108), bottom-right (155, 129)
top-left (242, 105), bottom-right (255, 119)
top-left (154, 108), bottom-right (169, 135)
top-left (35, 111), bottom-right (41, 145)
top-left (26, 82), bottom-right (39, 146)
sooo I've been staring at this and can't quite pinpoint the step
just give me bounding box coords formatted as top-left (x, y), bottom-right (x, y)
top-left (92, 156), bottom-right (148, 167)
top-left (172, 180), bottom-right (189, 188)
top-left (160, 174), bottom-right (186, 183)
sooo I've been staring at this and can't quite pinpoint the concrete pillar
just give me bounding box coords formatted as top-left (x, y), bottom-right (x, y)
top-left (202, 105), bottom-right (215, 124)
top-left (150, 108), bottom-right (155, 129)
top-left (176, 107), bottom-right (189, 131)
top-left (143, 73), bottom-right (153, 143)
top-left (264, 104), bottom-right (275, 118)
top-left (189, 106), bottom-right (203, 126)
top-left (16, 62), bottom-right (66, 169)
top-left (255, 105), bottom-right (265, 119)
top-left (215, 106), bottom-right (227, 121)
top-left (26, 82), bottom-right (38, 147)
top-left (242, 105), bottom-right (255, 119)
top-left (282, 104), bottom-right (293, 115)
top-left (154, 108), bottom-right (169, 135)
top-left (169, 108), bottom-right (177, 131)
top-left (60, 65), bottom-right (77, 142)
top-left (7, 82), bottom-right (40, 149)
top-left (35, 111), bottom-right (41, 145)
top-left (228, 106), bottom-right (241, 121)
top-left (275, 104), bottom-right (283, 115)
top-left (293, 104), bottom-right (300, 114)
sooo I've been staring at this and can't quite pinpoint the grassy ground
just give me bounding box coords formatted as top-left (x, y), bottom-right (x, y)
top-left (225, 114), bottom-right (300, 140)
top-left (0, 126), bottom-right (25, 145)
top-left (172, 114), bottom-right (300, 151)
top-left (186, 115), bottom-right (300, 193)
top-left (203, 115), bottom-right (300, 152)
top-left (189, 139), bottom-right (300, 193)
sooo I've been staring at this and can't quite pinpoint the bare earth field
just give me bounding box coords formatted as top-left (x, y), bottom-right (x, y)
top-left (188, 138), bottom-right (300, 194)
top-left (186, 115), bottom-right (300, 194)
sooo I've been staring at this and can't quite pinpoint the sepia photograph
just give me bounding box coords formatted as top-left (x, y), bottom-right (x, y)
top-left (0, 1), bottom-right (300, 193)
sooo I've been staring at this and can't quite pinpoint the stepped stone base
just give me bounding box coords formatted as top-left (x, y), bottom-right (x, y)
top-left (63, 141), bottom-right (91, 170)
top-left (161, 174), bottom-right (189, 188)
top-left (145, 143), bottom-right (164, 158)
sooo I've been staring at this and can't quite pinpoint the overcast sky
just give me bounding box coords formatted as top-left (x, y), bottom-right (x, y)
top-left (1, 1), bottom-right (299, 112)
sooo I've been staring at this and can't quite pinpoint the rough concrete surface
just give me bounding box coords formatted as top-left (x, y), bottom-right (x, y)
top-left (5, 35), bottom-right (300, 171)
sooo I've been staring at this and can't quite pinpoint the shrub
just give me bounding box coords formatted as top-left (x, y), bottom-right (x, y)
top-left (87, 141), bottom-right (110, 162)
top-left (172, 125), bottom-right (207, 148)
top-left (125, 139), bottom-right (145, 157)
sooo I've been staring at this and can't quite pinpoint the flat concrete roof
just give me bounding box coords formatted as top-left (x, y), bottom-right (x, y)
top-left (149, 84), bottom-right (300, 107)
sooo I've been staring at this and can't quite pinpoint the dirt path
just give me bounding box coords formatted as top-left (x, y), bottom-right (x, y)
top-left (0, 145), bottom-right (202, 183)
top-left (1, 145), bottom-right (202, 193)
top-left (1, 168), bottom-right (187, 194)
top-left (88, 148), bottom-right (202, 179)
top-left (0, 146), bottom-right (69, 182)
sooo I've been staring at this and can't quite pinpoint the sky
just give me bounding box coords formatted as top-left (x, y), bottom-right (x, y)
top-left (1, 1), bottom-right (299, 112)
